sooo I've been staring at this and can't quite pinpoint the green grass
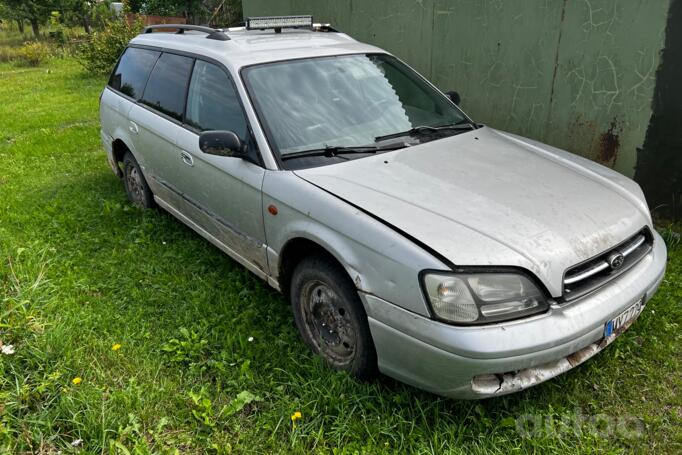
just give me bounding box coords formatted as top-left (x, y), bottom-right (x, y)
top-left (0, 54), bottom-right (680, 454)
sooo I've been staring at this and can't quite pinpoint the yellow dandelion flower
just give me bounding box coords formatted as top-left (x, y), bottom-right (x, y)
top-left (111, 343), bottom-right (122, 351)
top-left (72, 377), bottom-right (82, 385)
top-left (291, 411), bottom-right (302, 422)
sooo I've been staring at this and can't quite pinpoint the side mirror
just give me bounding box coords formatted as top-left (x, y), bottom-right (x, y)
top-left (446, 91), bottom-right (461, 105)
top-left (199, 130), bottom-right (244, 157)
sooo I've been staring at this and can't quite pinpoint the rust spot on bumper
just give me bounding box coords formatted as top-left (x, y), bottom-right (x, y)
top-left (471, 343), bottom-right (601, 396)
top-left (471, 314), bottom-right (640, 397)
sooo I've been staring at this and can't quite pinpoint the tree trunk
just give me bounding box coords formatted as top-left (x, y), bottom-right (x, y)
top-left (30, 19), bottom-right (39, 39)
top-left (82, 15), bottom-right (92, 34)
top-left (16, 20), bottom-right (24, 34)
top-left (186, 0), bottom-right (195, 24)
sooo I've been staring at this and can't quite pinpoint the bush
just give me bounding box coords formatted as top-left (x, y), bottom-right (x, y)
top-left (48, 11), bottom-right (68, 45)
top-left (49, 28), bottom-right (68, 45)
top-left (0, 45), bottom-right (20, 63)
top-left (77, 18), bottom-right (143, 75)
top-left (16, 42), bottom-right (50, 66)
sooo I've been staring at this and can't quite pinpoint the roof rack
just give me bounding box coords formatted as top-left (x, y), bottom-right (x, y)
top-left (143, 24), bottom-right (230, 41)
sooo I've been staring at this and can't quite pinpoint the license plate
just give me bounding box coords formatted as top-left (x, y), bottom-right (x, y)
top-left (604, 297), bottom-right (645, 338)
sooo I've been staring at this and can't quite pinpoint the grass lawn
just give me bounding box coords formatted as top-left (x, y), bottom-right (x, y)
top-left (0, 54), bottom-right (681, 454)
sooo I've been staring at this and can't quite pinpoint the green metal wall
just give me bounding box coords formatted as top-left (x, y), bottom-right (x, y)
top-left (243, 0), bottom-right (670, 177)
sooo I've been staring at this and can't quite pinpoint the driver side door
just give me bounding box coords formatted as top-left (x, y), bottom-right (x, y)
top-left (171, 59), bottom-right (269, 276)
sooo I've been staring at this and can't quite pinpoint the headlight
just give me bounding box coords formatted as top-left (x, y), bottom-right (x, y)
top-left (421, 271), bottom-right (549, 325)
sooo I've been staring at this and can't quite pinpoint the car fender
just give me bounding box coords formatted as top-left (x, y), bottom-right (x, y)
top-left (100, 89), bottom-right (140, 175)
top-left (262, 170), bottom-right (447, 316)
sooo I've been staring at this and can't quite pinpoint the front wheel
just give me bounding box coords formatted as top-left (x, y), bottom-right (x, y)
top-left (290, 255), bottom-right (377, 380)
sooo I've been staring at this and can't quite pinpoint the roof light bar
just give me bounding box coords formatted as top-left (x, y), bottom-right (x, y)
top-left (246, 15), bottom-right (313, 31)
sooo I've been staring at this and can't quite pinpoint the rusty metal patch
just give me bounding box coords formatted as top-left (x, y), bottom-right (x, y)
top-left (597, 120), bottom-right (622, 166)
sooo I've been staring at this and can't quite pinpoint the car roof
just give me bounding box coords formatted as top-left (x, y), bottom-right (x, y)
top-left (129, 28), bottom-right (386, 71)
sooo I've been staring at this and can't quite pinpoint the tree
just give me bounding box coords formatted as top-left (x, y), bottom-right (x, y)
top-left (122, 0), bottom-right (143, 14)
top-left (63, 1), bottom-right (92, 33)
top-left (0, 2), bottom-right (24, 33)
top-left (141, 0), bottom-right (200, 21)
top-left (203, 0), bottom-right (242, 27)
top-left (0, 0), bottom-right (56, 38)
top-left (141, 0), bottom-right (242, 26)
top-left (60, 0), bottom-right (113, 34)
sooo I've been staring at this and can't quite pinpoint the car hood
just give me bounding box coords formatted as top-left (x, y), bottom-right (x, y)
top-left (294, 127), bottom-right (652, 297)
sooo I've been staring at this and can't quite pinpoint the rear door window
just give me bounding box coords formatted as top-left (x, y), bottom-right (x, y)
top-left (108, 47), bottom-right (160, 99)
top-left (140, 53), bottom-right (195, 121)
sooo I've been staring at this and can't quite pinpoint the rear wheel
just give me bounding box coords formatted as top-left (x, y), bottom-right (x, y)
top-left (290, 255), bottom-right (377, 379)
top-left (122, 151), bottom-right (155, 209)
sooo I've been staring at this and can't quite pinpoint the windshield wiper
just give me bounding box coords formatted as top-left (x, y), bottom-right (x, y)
top-left (281, 144), bottom-right (405, 161)
top-left (374, 122), bottom-right (476, 143)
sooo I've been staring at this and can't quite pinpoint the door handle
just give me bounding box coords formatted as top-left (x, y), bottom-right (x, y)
top-left (180, 150), bottom-right (194, 167)
top-left (128, 121), bottom-right (139, 135)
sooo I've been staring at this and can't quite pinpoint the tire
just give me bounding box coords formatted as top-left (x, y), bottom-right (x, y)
top-left (122, 151), bottom-right (155, 209)
top-left (290, 254), bottom-right (378, 380)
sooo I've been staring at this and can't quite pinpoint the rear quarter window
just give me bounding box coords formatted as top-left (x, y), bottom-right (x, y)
top-left (108, 47), bottom-right (160, 99)
top-left (140, 53), bottom-right (194, 121)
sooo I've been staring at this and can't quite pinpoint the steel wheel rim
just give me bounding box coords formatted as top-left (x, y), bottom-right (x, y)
top-left (126, 164), bottom-right (144, 206)
top-left (300, 280), bottom-right (357, 364)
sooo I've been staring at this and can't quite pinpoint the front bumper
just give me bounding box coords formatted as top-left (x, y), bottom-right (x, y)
top-left (361, 231), bottom-right (667, 399)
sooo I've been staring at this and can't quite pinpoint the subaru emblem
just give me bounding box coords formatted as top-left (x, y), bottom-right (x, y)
top-left (607, 252), bottom-right (625, 270)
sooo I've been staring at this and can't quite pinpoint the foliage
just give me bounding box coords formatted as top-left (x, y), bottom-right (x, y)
top-left (0, 0), bottom-right (242, 35)
top-left (161, 327), bottom-right (209, 364)
top-left (222, 390), bottom-right (261, 417)
top-left (48, 10), bottom-right (67, 44)
top-left (0, 2), bottom-right (23, 27)
top-left (658, 224), bottom-right (682, 249)
top-left (16, 40), bottom-right (50, 65)
top-left (142, 0), bottom-right (243, 26)
top-left (123, 0), bottom-right (143, 14)
top-left (0, 0), bottom-right (58, 37)
top-left (140, 0), bottom-right (192, 17)
top-left (188, 388), bottom-right (263, 429)
top-left (0, 44), bottom-right (18, 62)
top-left (189, 388), bottom-right (219, 429)
top-left (0, 0), bottom-right (114, 36)
top-left (76, 17), bottom-right (142, 75)
top-left (0, 22), bottom-right (26, 61)
top-left (0, 50), bottom-right (680, 452)
top-left (60, 0), bottom-right (116, 33)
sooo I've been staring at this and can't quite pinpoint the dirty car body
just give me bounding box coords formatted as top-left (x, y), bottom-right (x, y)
top-left (99, 18), bottom-right (667, 399)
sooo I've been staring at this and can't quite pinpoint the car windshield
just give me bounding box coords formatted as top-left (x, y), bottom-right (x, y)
top-left (242, 54), bottom-right (472, 160)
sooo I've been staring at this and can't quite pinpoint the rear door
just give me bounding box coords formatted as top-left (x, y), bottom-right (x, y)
top-left (127, 52), bottom-right (195, 199)
top-left (174, 59), bottom-right (268, 274)
top-left (101, 47), bottom-right (160, 173)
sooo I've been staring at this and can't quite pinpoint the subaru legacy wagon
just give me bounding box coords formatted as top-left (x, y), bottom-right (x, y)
top-left (99, 16), bottom-right (667, 399)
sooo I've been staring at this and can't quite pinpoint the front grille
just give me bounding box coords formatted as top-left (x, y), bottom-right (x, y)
top-left (562, 227), bottom-right (653, 301)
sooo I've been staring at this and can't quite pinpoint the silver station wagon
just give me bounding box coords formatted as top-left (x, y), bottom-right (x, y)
top-left (99, 16), bottom-right (667, 399)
